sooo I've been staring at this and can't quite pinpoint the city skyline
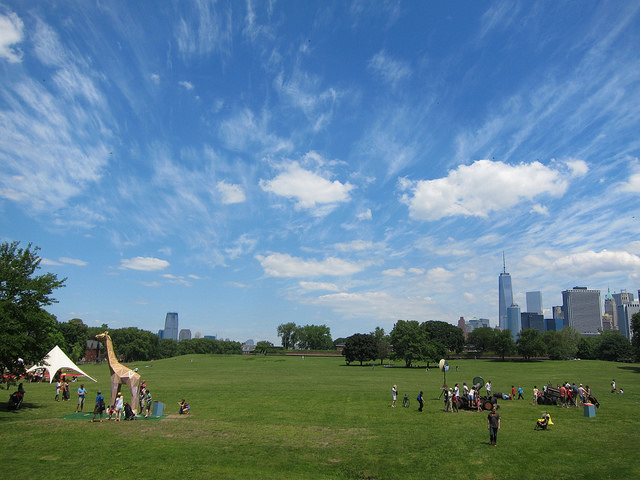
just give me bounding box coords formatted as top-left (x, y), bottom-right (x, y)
top-left (2, 2), bottom-right (640, 345)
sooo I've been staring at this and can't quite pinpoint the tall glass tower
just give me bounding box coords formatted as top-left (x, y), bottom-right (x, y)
top-left (164, 312), bottom-right (179, 341)
top-left (498, 253), bottom-right (513, 331)
top-left (526, 291), bottom-right (543, 315)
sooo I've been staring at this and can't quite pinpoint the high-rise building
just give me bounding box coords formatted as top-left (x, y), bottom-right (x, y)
top-left (458, 317), bottom-right (468, 339)
top-left (552, 306), bottom-right (565, 330)
top-left (562, 287), bottom-right (602, 336)
top-left (179, 329), bottom-right (192, 341)
top-left (507, 303), bottom-right (521, 341)
top-left (521, 312), bottom-right (545, 333)
top-left (612, 291), bottom-right (634, 306)
top-left (466, 317), bottom-right (491, 332)
top-left (603, 288), bottom-right (618, 331)
top-left (526, 291), bottom-right (543, 315)
top-left (617, 302), bottom-right (639, 340)
top-left (163, 312), bottom-right (179, 341)
top-left (498, 254), bottom-right (513, 331)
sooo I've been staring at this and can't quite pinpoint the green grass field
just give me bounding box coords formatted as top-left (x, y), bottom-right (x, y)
top-left (1, 355), bottom-right (639, 479)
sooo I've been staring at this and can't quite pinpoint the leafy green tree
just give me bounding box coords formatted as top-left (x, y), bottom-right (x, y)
top-left (255, 341), bottom-right (274, 355)
top-left (371, 326), bottom-right (390, 365)
top-left (390, 320), bottom-right (428, 367)
top-left (0, 242), bottom-right (66, 381)
top-left (422, 320), bottom-right (465, 353)
top-left (467, 327), bottom-right (495, 354)
top-left (576, 336), bottom-right (600, 359)
top-left (516, 329), bottom-right (546, 360)
top-left (343, 333), bottom-right (378, 365)
top-left (492, 329), bottom-right (516, 360)
top-left (295, 324), bottom-right (333, 350)
top-left (277, 322), bottom-right (298, 349)
top-left (632, 313), bottom-right (640, 362)
top-left (597, 331), bottom-right (632, 361)
top-left (58, 318), bottom-right (89, 361)
top-left (542, 330), bottom-right (566, 360)
top-left (159, 338), bottom-right (178, 358)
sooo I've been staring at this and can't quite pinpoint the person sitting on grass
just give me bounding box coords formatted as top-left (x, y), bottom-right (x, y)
top-left (178, 399), bottom-right (191, 414)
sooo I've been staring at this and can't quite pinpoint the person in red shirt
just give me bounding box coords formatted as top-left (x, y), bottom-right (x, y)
top-left (560, 384), bottom-right (567, 408)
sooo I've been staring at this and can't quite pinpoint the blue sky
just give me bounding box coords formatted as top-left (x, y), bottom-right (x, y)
top-left (1, 1), bottom-right (640, 345)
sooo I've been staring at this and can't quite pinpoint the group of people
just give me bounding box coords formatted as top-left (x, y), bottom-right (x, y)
top-left (54, 379), bottom-right (71, 401)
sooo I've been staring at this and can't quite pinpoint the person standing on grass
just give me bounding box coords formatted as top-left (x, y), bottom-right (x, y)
top-left (485, 380), bottom-right (492, 397)
top-left (417, 391), bottom-right (424, 412)
top-left (517, 386), bottom-right (524, 400)
top-left (55, 379), bottom-right (61, 401)
top-left (391, 385), bottom-right (397, 408)
top-left (144, 389), bottom-right (153, 417)
top-left (487, 404), bottom-right (501, 446)
top-left (533, 386), bottom-right (539, 405)
top-left (75, 384), bottom-right (87, 413)
top-left (90, 390), bottom-right (105, 423)
top-left (114, 392), bottom-right (123, 421)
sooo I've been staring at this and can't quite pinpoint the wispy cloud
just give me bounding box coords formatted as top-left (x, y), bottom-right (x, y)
top-left (179, 80), bottom-right (194, 90)
top-left (367, 50), bottom-right (412, 88)
top-left (0, 10), bottom-right (24, 63)
top-left (217, 180), bottom-right (246, 204)
top-left (120, 257), bottom-right (170, 271)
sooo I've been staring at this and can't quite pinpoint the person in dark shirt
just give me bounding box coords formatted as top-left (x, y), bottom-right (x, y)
top-left (487, 404), bottom-right (501, 446)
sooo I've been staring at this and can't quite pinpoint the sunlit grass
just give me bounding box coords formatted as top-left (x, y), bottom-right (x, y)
top-left (1, 355), bottom-right (639, 479)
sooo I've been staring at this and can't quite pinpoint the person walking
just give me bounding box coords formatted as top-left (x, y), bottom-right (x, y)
top-left (417, 391), bottom-right (424, 412)
top-left (485, 380), bottom-right (492, 397)
top-left (517, 385), bottom-right (524, 400)
top-left (90, 390), bottom-right (105, 423)
top-left (75, 384), bottom-right (87, 413)
top-left (391, 385), bottom-right (397, 408)
top-left (487, 404), bottom-right (501, 446)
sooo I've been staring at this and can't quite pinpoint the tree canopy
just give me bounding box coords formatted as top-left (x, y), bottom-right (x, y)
top-left (516, 329), bottom-right (546, 360)
top-left (342, 333), bottom-right (378, 365)
top-left (0, 242), bottom-right (66, 381)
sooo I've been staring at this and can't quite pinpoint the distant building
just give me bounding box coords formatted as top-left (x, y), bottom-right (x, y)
top-left (603, 289), bottom-right (618, 331)
top-left (179, 329), bottom-right (192, 341)
top-left (562, 287), bottom-right (602, 336)
top-left (552, 306), bottom-right (565, 331)
top-left (617, 302), bottom-right (639, 340)
top-left (466, 317), bottom-right (490, 332)
top-left (498, 259), bottom-right (514, 331)
top-left (544, 318), bottom-right (556, 331)
top-left (163, 312), bottom-right (179, 341)
top-left (601, 314), bottom-right (614, 332)
top-left (204, 335), bottom-right (217, 340)
top-left (507, 303), bottom-right (521, 341)
top-left (526, 291), bottom-right (543, 315)
top-left (458, 317), bottom-right (468, 339)
top-left (521, 312), bottom-right (545, 333)
top-left (612, 291), bottom-right (634, 306)
top-left (158, 329), bottom-right (164, 339)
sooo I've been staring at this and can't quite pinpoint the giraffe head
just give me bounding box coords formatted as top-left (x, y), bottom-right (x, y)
top-left (95, 331), bottom-right (109, 340)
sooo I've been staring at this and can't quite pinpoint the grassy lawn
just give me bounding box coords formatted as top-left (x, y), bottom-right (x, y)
top-left (1, 355), bottom-right (639, 479)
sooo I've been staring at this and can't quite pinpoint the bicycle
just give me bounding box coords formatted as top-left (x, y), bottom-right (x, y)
top-left (402, 394), bottom-right (410, 408)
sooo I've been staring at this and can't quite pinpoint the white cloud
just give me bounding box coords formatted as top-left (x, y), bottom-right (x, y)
top-left (299, 281), bottom-right (340, 292)
top-left (401, 160), bottom-right (567, 221)
top-left (552, 250), bottom-right (640, 277)
top-left (255, 253), bottom-right (364, 278)
top-left (260, 162), bottom-right (354, 209)
top-left (530, 204), bottom-right (549, 216)
top-left (119, 257), bottom-right (170, 271)
top-left (357, 208), bottom-right (372, 220)
top-left (217, 180), bottom-right (246, 204)
top-left (333, 240), bottom-right (374, 252)
top-left (179, 80), bottom-right (194, 90)
top-left (0, 11), bottom-right (24, 63)
top-left (150, 73), bottom-right (160, 84)
top-left (566, 159), bottom-right (589, 177)
top-left (59, 257), bottom-right (87, 266)
top-left (382, 267), bottom-right (406, 277)
top-left (368, 50), bottom-right (412, 88)
top-left (617, 172), bottom-right (640, 193)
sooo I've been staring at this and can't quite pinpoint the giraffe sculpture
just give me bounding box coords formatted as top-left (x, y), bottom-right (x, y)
top-left (95, 331), bottom-right (141, 409)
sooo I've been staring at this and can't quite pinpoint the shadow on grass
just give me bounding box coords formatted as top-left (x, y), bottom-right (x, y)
top-left (0, 401), bottom-right (47, 419)
top-left (617, 365), bottom-right (640, 374)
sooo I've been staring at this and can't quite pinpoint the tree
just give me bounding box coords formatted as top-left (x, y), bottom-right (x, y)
top-left (597, 331), bottom-right (632, 361)
top-left (632, 313), bottom-right (640, 362)
top-left (492, 329), bottom-right (516, 361)
top-left (0, 242), bottom-right (66, 381)
top-left (277, 322), bottom-right (298, 349)
top-left (390, 320), bottom-right (428, 367)
top-left (467, 327), bottom-right (495, 354)
top-left (255, 341), bottom-right (274, 355)
top-left (516, 329), bottom-right (546, 360)
top-left (58, 318), bottom-right (89, 361)
top-left (342, 333), bottom-right (378, 365)
top-left (295, 324), bottom-right (333, 350)
top-left (371, 326), bottom-right (390, 365)
top-left (422, 321), bottom-right (465, 354)
top-left (576, 336), bottom-right (600, 360)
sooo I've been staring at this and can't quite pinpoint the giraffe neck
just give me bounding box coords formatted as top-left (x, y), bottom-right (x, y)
top-left (105, 335), bottom-right (121, 371)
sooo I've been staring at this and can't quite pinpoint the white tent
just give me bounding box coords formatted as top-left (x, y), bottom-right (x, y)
top-left (26, 345), bottom-right (97, 383)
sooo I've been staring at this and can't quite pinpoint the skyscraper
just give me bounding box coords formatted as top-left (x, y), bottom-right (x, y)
top-left (164, 312), bottom-right (179, 341)
top-left (617, 302), bottom-right (639, 340)
top-left (603, 288), bottom-right (618, 331)
top-left (498, 254), bottom-right (513, 331)
top-left (562, 287), bottom-right (602, 336)
top-left (526, 291), bottom-right (543, 315)
top-left (507, 303), bottom-right (521, 341)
